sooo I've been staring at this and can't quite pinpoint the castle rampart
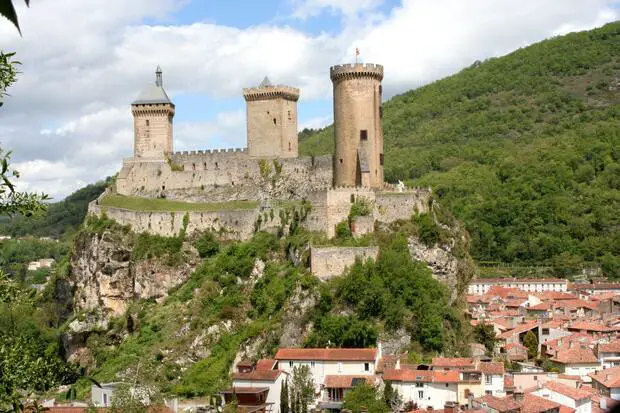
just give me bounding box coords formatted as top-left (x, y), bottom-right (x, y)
top-left (242, 86), bottom-right (300, 102)
top-left (329, 63), bottom-right (384, 82)
top-left (310, 246), bottom-right (379, 280)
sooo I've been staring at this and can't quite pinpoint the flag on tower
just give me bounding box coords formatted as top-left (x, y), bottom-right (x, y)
top-left (356, 48), bottom-right (360, 56)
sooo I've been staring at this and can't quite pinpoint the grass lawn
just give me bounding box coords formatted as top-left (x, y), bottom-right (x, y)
top-left (99, 194), bottom-right (258, 212)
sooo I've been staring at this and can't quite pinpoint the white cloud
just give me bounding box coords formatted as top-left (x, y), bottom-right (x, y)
top-left (291, 0), bottom-right (384, 19)
top-left (1, 0), bottom-right (617, 198)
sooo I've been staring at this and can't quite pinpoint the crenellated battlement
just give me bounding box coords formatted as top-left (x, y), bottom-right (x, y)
top-left (131, 103), bottom-right (175, 116)
top-left (171, 148), bottom-right (247, 156)
top-left (330, 63), bottom-right (384, 82)
top-left (242, 85), bottom-right (300, 102)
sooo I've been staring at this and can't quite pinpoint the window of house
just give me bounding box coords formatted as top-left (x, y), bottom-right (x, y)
top-left (445, 384), bottom-right (449, 388)
top-left (542, 329), bottom-right (550, 335)
top-left (364, 363), bottom-right (370, 372)
top-left (289, 361), bottom-right (294, 368)
top-left (203, 162), bottom-right (207, 169)
top-left (311, 361), bottom-right (316, 368)
top-left (273, 118), bottom-right (277, 125)
top-left (415, 383), bottom-right (423, 388)
top-left (485, 375), bottom-right (492, 384)
top-left (339, 158), bottom-right (343, 164)
top-left (486, 391), bottom-right (492, 395)
top-left (533, 376), bottom-right (538, 381)
top-left (418, 391), bottom-right (423, 399)
top-left (360, 130), bottom-right (368, 141)
top-left (380, 153), bottom-right (384, 166)
top-left (146, 119), bottom-right (150, 127)
top-left (289, 142), bottom-right (292, 151)
top-left (103, 394), bottom-right (108, 406)
top-left (350, 194), bottom-right (355, 203)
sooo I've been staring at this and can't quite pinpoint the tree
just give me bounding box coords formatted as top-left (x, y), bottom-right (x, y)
top-left (342, 383), bottom-right (388, 413)
top-left (0, 0), bottom-right (29, 34)
top-left (0, 52), bottom-right (48, 217)
top-left (289, 366), bottom-right (313, 413)
top-left (280, 379), bottom-right (289, 413)
top-left (523, 331), bottom-right (538, 360)
top-left (383, 381), bottom-right (402, 413)
top-left (473, 323), bottom-right (497, 355)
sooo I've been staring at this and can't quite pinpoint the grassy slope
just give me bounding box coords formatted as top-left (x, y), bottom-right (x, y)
top-left (300, 22), bottom-right (620, 276)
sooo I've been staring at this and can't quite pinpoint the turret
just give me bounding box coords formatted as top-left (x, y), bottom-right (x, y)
top-left (131, 66), bottom-right (175, 159)
top-left (330, 63), bottom-right (384, 188)
top-left (243, 77), bottom-right (300, 158)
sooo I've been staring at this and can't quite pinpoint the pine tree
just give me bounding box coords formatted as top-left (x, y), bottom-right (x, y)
top-left (523, 330), bottom-right (539, 360)
top-left (280, 379), bottom-right (289, 413)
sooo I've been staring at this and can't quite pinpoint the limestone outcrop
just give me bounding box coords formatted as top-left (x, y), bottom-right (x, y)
top-left (70, 230), bottom-right (198, 317)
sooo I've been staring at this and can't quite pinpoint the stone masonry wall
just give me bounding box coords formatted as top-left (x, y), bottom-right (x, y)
top-left (116, 153), bottom-right (333, 203)
top-left (310, 246), bottom-right (379, 281)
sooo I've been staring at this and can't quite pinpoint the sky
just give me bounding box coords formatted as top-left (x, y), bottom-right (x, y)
top-left (0, 0), bottom-right (619, 200)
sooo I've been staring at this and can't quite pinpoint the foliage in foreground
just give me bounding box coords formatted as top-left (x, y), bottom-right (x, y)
top-left (300, 22), bottom-right (620, 277)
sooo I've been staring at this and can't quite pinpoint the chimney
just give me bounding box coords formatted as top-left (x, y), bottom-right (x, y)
top-left (444, 402), bottom-right (457, 413)
top-left (513, 392), bottom-right (524, 403)
top-left (396, 359), bottom-right (401, 370)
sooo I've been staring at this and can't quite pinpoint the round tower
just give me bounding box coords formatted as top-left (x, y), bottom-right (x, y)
top-left (243, 77), bottom-right (300, 158)
top-left (131, 66), bottom-right (175, 159)
top-left (330, 63), bottom-right (384, 188)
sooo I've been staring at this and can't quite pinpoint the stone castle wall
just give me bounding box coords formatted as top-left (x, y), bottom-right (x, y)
top-left (116, 152), bottom-right (333, 203)
top-left (310, 246), bottom-right (379, 280)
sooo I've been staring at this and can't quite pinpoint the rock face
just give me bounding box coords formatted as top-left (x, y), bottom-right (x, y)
top-left (70, 230), bottom-right (197, 317)
top-left (407, 237), bottom-right (460, 302)
top-left (279, 285), bottom-right (319, 347)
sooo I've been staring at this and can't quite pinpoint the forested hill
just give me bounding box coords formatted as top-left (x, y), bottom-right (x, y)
top-left (0, 179), bottom-right (109, 239)
top-left (300, 22), bottom-right (620, 277)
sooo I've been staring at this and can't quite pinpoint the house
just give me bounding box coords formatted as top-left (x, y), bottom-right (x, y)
top-left (567, 322), bottom-right (619, 338)
top-left (384, 369), bottom-right (481, 410)
top-left (504, 343), bottom-right (528, 362)
top-left (471, 343), bottom-right (490, 360)
top-left (320, 375), bottom-right (378, 410)
top-left (231, 369), bottom-right (288, 413)
top-left (91, 382), bottom-right (150, 407)
top-left (473, 393), bottom-right (561, 413)
top-left (479, 362), bottom-right (506, 396)
top-left (468, 278), bottom-right (568, 295)
top-left (596, 343), bottom-right (620, 369)
top-left (539, 321), bottom-right (571, 347)
top-left (222, 387), bottom-right (271, 413)
top-left (532, 381), bottom-right (592, 413)
top-left (550, 348), bottom-right (599, 383)
top-left (274, 347), bottom-right (378, 394)
top-left (27, 258), bottom-right (56, 271)
top-left (589, 366), bottom-right (620, 401)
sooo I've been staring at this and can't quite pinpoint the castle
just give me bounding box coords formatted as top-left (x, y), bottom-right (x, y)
top-left (92, 63), bottom-right (431, 240)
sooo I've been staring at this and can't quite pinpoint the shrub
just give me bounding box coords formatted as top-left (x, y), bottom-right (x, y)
top-left (194, 232), bottom-right (220, 258)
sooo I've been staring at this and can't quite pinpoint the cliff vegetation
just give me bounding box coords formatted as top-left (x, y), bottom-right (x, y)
top-left (300, 22), bottom-right (620, 278)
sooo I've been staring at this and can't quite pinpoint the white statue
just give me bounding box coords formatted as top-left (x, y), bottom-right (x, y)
top-left (396, 180), bottom-right (406, 193)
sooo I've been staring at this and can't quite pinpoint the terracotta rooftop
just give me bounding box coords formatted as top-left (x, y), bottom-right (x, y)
top-left (255, 359), bottom-right (277, 371)
top-left (232, 369), bottom-right (284, 381)
top-left (432, 357), bottom-right (474, 367)
top-left (521, 394), bottom-right (562, 413)
top-left (506, 343), bottom-right (528, 351)
top-left (274, 348), bottom-right (376, 361)
top-left (222, 387), bottom-right (269, 394)
top-left (529, 302), bottom-right (553, 311)
top-left (598, 342), bottom-right (620, 353)
top-left (589, 366), bottom-right (620, 388)
top-left (324, 375), bottom-right (375, 388)
top-left (551, 348), bottom-right (598, 364)
top-left (539, 381), bottom-right (592, 401)
top-left (478, 362), bottom-right (505, 375)
top-left (568, 321), bottom-right (619, 333)
top-left (432, 370), bottom-right (460, 383)
top-left (383, 369), bottom-right (432, 382)
top-left (472, 278), bottom-right (567, 284)
top-left (473, 395), bottom-right (520, 412)
top-left (534, 292), bottom-right (578, 301)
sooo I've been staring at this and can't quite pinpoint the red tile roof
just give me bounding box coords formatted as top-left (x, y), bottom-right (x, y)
top-left (232, 370), bottom-right (284, 381)
top-left (473, 395), bottom-right (520, 412)
top-left (540, 381), bottom-right (592, 401)
top-left (478, 362), bottom-right (505, 375)
top-left (324, 375), bottom-right (375, 388)
top-left (598, 342), bottom-right (620, 353)
top-left (255, 359), bottom-right (277, 371)
top-left (383, 369), bottom-right (432, 382)
top-left (432, 357), bottom-right (474, 367)
top-left (534, 292), bottom-right (578, 301)
top-left (589, 366), bottom-right (620, 388)
top-left (521, 394), bottom-right (562, 413)
top-left (432, 370), bottom-right (460, 383)
top-left (551, 348), bottom-right (598, 364)
top-left (529, 302), bottom-right (553, 311)
top-left (506, 342), bottom-right (527, 350)
top-left (568, 322), bottom-right (619, 333)
top-left (274, 348), bottom-right (376, 361)
top-left (558, 406), bottom-right (575, 413)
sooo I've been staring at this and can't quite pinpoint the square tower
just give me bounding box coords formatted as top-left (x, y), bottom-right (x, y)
top-left (131, 66), bottom-right (175, 159)
top-left (243, 77), bottom-right (300, 158)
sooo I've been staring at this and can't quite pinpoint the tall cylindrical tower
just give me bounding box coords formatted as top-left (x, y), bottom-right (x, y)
top-left (330, 63), bottom-right (384, 188)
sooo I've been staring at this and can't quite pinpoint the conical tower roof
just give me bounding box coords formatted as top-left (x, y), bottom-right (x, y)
top-left (132, 66), bottom-right (172, 105)
top-left (259, 76), bottom-right (273, 87)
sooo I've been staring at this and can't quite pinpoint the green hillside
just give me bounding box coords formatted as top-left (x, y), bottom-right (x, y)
top-left (0, 179), bottom-right (109, 239)
top-left (301, 22), bottom-right (620, 277)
